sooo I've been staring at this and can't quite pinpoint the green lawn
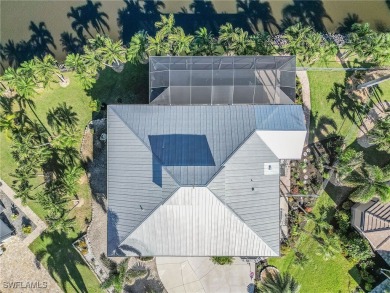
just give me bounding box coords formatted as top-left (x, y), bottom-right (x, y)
top-left (308, 70), bottom-right (390, 145)
top-left (308, 71), bottom-right (356, 144)
top-left (0, 72), bottom-right (102, 292)
top-left (29, 231), bottom-right (103, 293)
top-left (268, 192), bottom-right (360, 293)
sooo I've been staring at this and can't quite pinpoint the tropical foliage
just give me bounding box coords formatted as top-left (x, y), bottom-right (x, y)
top-left (368, 115), bottom-right (390, 153)
top-left (259, 272), bottom-right (301, 293)
top-left (210, 256), bottom-right (234, 265)
top-left (344, 164), bottom-right (390, 203)
top-left (100, 255), bottom-right (148, 293)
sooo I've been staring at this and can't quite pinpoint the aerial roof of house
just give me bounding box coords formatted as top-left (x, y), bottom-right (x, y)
top-left (107, 56), bottom-right (306, 257)
top-left (352, 200), bottom-right (390, 293)
top-left (352, 200), bottom-right (390, 262)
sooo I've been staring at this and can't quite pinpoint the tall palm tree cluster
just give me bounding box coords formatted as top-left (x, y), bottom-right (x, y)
top-left (61, 14), bottom-right (390, 93)
top-left (0, 57), bottom-right (82, 233)
top-left (346, 23), bottom-right (390, 66)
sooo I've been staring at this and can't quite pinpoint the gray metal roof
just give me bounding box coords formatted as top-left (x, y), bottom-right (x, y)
top-left (107, 104), bottom-right (305, 256)
top-left (0, 218), bottom-right (13, 242)
top-left (109, 105), bottom-right (305, 186)
top-left (120, 187), bottom-right (278, 256)
top-left (149, 56), bottom-right (296, 105)
top-left (208, 133), bottom-right (280, 254)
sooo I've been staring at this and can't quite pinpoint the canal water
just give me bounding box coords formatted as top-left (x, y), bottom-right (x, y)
top-left (1, 0), bottom-right (390, 62)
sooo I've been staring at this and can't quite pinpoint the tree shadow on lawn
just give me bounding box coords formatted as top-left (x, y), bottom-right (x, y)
top-left (88, 62), bottom-right (148, 111)
top-left (34, 231), bottom-right (89, 293)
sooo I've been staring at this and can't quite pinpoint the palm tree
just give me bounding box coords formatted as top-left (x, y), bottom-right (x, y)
top-left (169, 27), bottom-right (194, 56)
top-left (10, 165), bottom-right (35, 204)
top-left (46, 214), bottom-right (75, 233)
top-left (368, 115), bottom-right (390, 152)
top-left (344, 164), bottom-right (390, 203)
top-left (97, 37), bottom-right (127, 72)
top-left (315, 235), bottom-right (342, 261)
top-left (37, 187), bottom-right (68, 218)
top-left (281, 24), bottom-right (319, 65)
top-left (101, 257), bottom-right (147, 293)
top-left (336, 149), bottom-right (364, 181)
top-left (61, 166), bottom-right (83, 197)
top-left (28, 21), bottom-right (57, 58)
top-left (345, 23), bottom-right (375, 61)
top-left (146, 32), bottom-right (170, 56)
top-left (127, 31), bottom-right (149, 64)
top-left (311, 211), bottom-right (332, 236)
top-left (229, 28), bottom-right (254, 55)
top-left (192, 27), bottom-right (218, 56)
top-left (259, 272), bottom-right (301, 293)
top-left (251, 32), bottom-right (276, 55)
top-left (35, 55), bottom-right (69, 87)
top-left (218, 23), bottom-right (235, 54)
top-left (155, 14), bottom-right (175, 38)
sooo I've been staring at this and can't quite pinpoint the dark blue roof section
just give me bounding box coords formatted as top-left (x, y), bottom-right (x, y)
top-left (110, 105), bottom-right (305, 186)
top-left (254, 105), bottom-right (306, 130)
top-left (0, 218), bottom-right (13, 242)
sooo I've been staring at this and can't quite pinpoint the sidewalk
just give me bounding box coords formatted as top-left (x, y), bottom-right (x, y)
top-left (0, 179), bottom-right (62, 293)
top-left (296, 71), bottom-right (311, 146)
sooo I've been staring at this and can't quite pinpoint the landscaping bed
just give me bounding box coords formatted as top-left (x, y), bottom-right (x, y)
top-left (0, 191), bottom-right (36, 240)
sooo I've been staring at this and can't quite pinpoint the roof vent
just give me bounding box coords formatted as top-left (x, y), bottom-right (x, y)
top-left (264, 162), bottom-right (279, 175)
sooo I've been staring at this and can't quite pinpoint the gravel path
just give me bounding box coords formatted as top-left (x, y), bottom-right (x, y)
top-left (296, 71), bottom-right (311, 145)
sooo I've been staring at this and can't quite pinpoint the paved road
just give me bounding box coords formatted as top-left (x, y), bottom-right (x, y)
top-left (156, 257), bottom-right (254, 293)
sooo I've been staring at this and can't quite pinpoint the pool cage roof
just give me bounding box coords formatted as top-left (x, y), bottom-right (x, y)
top-left (149, 56), bottom-right (296, 105)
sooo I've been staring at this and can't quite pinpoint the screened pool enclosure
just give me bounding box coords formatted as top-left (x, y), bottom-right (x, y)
top-left (149, 56), bottom-right (296, 105)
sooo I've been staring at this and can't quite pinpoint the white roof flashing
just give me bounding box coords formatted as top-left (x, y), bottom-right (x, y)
top-left (256, 130), bottom-right (306, 159)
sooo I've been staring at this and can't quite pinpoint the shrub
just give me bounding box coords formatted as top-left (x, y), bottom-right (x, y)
top-left (139, 256), bottom-right (154, 261)
top-left (335, 210), bottom-right (350, 234)
top-left (11, 213), bottom-right (19, 220)
top-left (78, 240), bottom-right (88, 249)
top-left (342, 234), bottom-right (373, 262)
top-left (22, 225), bottom-right (32, 234)
top-left (342, 200), bottom-right (354, 210)
top-left (210, 256), bottom-right (233, 265)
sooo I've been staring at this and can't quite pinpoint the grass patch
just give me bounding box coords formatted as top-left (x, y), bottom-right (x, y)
top-left (268, 192), bottom-right (360, 292)
top-left (308, 71), bottom-right (355, 143)
top-left (268, 232), bottom-right (360, 292)
top-left (0, 72), bottom-right (101, 292)
top-left (29, 231), bottom-right (103, 293)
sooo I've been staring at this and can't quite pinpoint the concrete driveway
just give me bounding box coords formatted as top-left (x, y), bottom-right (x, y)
top-left (156, 257), bottom-right (254, 293)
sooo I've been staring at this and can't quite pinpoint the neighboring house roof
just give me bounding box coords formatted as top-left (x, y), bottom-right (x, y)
top-left (149, 56), bottom-right (296, 105)
top-left (352, 200), bottom-right (390, 266)
top-left (107, 104), bottom-right (306, 256)
top-left (371, 279), bottom-right (390, 293)
top-left (0, 200), bottom-right (4, 214)
top-left (0, 218), bottom-right (13, 242)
